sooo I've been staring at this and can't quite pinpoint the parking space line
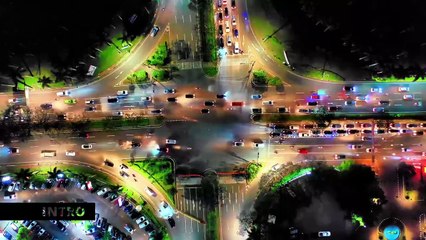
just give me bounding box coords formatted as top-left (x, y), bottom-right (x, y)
top-left (182, 15), bottom-right (184, 23)
top-left (184, 33), bottom-right (186, 41)
top-left (175, 15), bottom-right (177, 24)
top-left (189, 14), bottom-right (192, 23)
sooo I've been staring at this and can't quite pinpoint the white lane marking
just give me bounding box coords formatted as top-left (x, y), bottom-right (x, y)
top-left (191, 32), bottom-right (193, 41)
top-left (184, 33), bottom-right (186, 41)
top-left (189, 15), bottom-right (192, 23)
top-left (175, 15), bottom-right (177, 24)
top-left (176, 33), bottom-right (179, 40)
top-left (182, 15), bottom-right (185, 23)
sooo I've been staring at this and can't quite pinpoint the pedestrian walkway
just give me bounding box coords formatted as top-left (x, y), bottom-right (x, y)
top-left (176, 61), bottom-right (202, 70)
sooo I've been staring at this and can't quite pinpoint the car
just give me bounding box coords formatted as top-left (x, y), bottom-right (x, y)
top-left (376, 129), bottom-right (386, 134)
top-left (271, 164), bottom-right (281, 171)
top-left (96, 218), bottom-right (102, 228)
top-left (142, 96), bottom-right (152, 101)
top-left (298, 132), bottom-right (310, 137)
top-left (124, 224), bottom-right (135, 234)
top-left (251, 94), bottom-right (262, 100)
top-left (167, 218), bottom-right (176, 228)
top-left (93, 213), bottom-right (100, 224)
top-left (318, 231), bottom-right (331, 237)
top-left (37, 228), bottom-right (46, 236)
top-left (217, 12), bottom-right (223, 22)
top-left (350, 145), bottom-right (362, 149)
top-left (216, 94), bottom-right (226, 99)
top-left (344, 124), bottom-right (355, 129)
top-left (81, 144), bottom-right (93, 150)
top-left (56, 90), bottom-right (71, 97)
top-left (373, 107), bottom-right (385, 113)
top-left (303, 124), bottom-right (315, 129)
top-left (86, 106), bottom-right (96, 112)
top-left (201, 109), bottom-right (210, 114)
top-left (28, 221), bottom-right (37, 230)
top-left (4, 192), bottom-right (16, 200)
top-left (146, 187), bottom-right (157, 197)
top-left (355, 95), bottom-right (366, 101)
top-left (277, 107), bottom-right (289, 113)
top-left (343, 86), bottom-right (355, 92)
top-left (390, 123), bottom-right (402, 128)
top-left (253, 142), bottom-right (265, 148)
top-left (360, 123), bottom-right (372, 128)
top-left (185, 94), bottom-right (195, 98)
top-left (104, 159), bottom-right (114, 167)
top-left (269, 132), bottom-right (281, 137)
top-left (334, 154), bottom-right (346, 160)
top-left (136, 216), bottom-right (146, 224)
top-left (9, 147), bottom-right (19, 154)
top-left (401, 148), bottom-right (411, 152)
top-left (64, 98), bottom-right (77, 105)
top-left (166, 139), bottom-right (177, 144)
top-left (224, 7), bottom-right (229, 17)
top-left (262, 100), bottom-right (274, 106)
top-left (233, 141), bottom-right (244, 147)
top-left (205, 100), bottom-right (215, 106)
top-left (218, 25), bottom-right (223, 35)
top-left (331, 124), bottom-right (342, 128)
top-left (65, 150), bottom-right (75, 157)
top-left (107, 96), bottom-right (119, 103)
top-left (217, 0), bottom-right (222, 7)
top-left (231, 0), bottom-right (236, 8)
top-left (151, 109), bottom-right (163, 114)
top-left (370, 87), bottom-right (382, 93)
top-left (2, 231), bottom-right (12, 240)
top-left (164, 88), bottom-right (176, 94)
top-left (307, 101), bottom-right (318, 106)
top-left (227, 36), bottom-right (232, 46)
top-left (403, 94), bottom-right (414, 100)
top-left (231, 16), bottom-right (237, 26)
top-left (56, 221), bottom-right (67, 232)
top-left (40, 103), bottom-right (53, 110)
top-left (366, 148), bottom-right (377, 153)
top-left (251, 108), bottom-right (262, 114)
top-left (344, 100), bottom-right (354, 106)
top-left (7, 182), bottom-right (16, 192)
top-left (8, 98), bottom-right (23, 104)
top-left (167, 97), bottom-right (177, 102)
top-left (100, 218), bottom-right (107, 231)
top-left (388, 129), bottom-right (400, 134)
top-left (138, 220), bottom-right (150, 229)
top-left (117, 90), bottom-right (128, 96)
top-left (298, 108), bottom-right (309, 113)
top-left (151, 26), bottom-right (160, 37)
top-left (328, 106), bottom-right (342, 112)
top-left (413, 130), bottom-right (424, 136)
top-left (398, 86), bottom-right (409, 92)
top-left (84, 228), bottom-right (96, 235)
top-left (120, 164), bottom-right (129, 171)
top-left (97, 188), bottom-right (110, 196)
top-left (112, 111), bottom-right (124, 117)
top-left (234, 28), bottom-right (239, 37)
top-left (218, 37), bottom-right (224, 48)
top-left (225, 21), bottom-right (230, 32)
top-left (407, 123), bottom-right (418, 128)
top-left (379, 100), bottom-right (390, 106)
top-left (85, 99), bottom-right (96, 104)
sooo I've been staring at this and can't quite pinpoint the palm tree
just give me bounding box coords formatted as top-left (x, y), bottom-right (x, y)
top-left (109, 184), bottom-right (123, 194)
top-left (14, 168), bottom-right (32, 182)
top-left (38, 76), bottom-right (53, 88)
top-left (47, 167), bottom-right (62, 180)
top-left (7, 66), bottom-right (30, 91)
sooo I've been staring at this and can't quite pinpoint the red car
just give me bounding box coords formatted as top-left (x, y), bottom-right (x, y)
top-left (298, 148), bottom-right (308, 154)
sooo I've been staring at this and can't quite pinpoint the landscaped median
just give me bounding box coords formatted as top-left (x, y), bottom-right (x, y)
top-left (129, 158), bottom-right (176, 204)
top-left (252, 70), bottom-right (282, 86)
top-left (246, 162), bottom-right (263, 182)
top-left (299, 66), bottom-right (345, 82)
top-left (124, 69), bottom-right (148, 85)
top-left (373, 75), bottom-right (426, 82)
top-left (89, 116), bottom-right (164, 130)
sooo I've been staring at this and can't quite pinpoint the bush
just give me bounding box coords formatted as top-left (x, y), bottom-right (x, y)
top-left (203, 66), bottom-right (218, 77)
top-left (247, 163), bottom-right (262, 182)
top-left (253, 70), bottom-right (282, 85)
top-left (126, 69), bottom-right (148, 84)
top-left (153, 69), bottom-right (169, 81)
top-left (147, 43), bottom-right (169, 66)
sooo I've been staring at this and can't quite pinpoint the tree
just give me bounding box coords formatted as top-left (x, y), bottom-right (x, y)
top-left (38, 76), bottom-right (53, 88)
top-left (109, 184), bottom-right (123, 195)
top-left (200, 172), bottom-right (219, 209)
top-left (313, 106), bottom-right (333, 126)
top-left (14, 168), bottom-right (32, 183)
top-left (398, 162), bottom-right (416, 180)
top-left (16, 227), bottom-right (31, 240)
top-left (47, 167), bottom-right (62, 180)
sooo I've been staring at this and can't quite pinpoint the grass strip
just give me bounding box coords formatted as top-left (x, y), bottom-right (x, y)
top-left (206, 209), bottom-right (220, 240)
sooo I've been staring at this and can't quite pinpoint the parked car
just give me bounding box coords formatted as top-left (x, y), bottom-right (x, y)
top-left (167, 218), bottom-right (176, 228)
top-left (124, 224), bottom-right (135, 234)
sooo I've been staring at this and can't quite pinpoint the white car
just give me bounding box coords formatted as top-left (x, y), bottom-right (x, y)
top-left (81, 144), bottom-right (93, 150)
top-left (262, 100), bottom-right (274, 106)
top-left (370, 87), bottom-right (382, 93)
top-left (117, 90), bottom-right (128, 96)
top-left (166, 139), bottom-right (177, 144)
top-left (145, 187), bottom-right (157, 197)
top-left (349, 145), bottom-right (362, 149)
top-left (318, 231), bottom-right (331, 237)
top-left (366, 148), bottom-right (377, 153)
top-left (402, 94), bottom-right (413, 100)
top-left (138, 220), bottom-right (149, 229)
top-left (38, 228), bottom-right (46, 236)
top-left (401, 148), bottom-right (410, 152)
top-left (56, 91), bottom-right (71, 97)
top-left (7, 182), bottom-right (16, 192)
top-left (4, 193), bottom-right (16, 200)
top-left (252, 142), bottom-right (265, 148)
top-left (298, 132), bottom-right (310, 137)
top-left (142, 96), bottom-right (152, 101)
top-left (355, 95), bottom-right (366, 101)
top-left (120, 164), bottom-right (129, 171)
top-left (398, 87), bottom-right (409, 92)
top-left (113, 111), bottom-right (124, 117)
top-left (8, 98), bottom-right (23, 104)
top-left (85, 99), bottom-right (96, 104)
top-left (233, 141), bottom-right (244, 147)
top-left (136, 216), bottom-right (146, 224)
top-left (28, 221), bottom-right (37, 230)
top-left (271, 164), bottom-right (281, 171)
top-left (65, 151), bottom-right (76, 157)
top-left (97, 188), bottom-right (110, 196)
